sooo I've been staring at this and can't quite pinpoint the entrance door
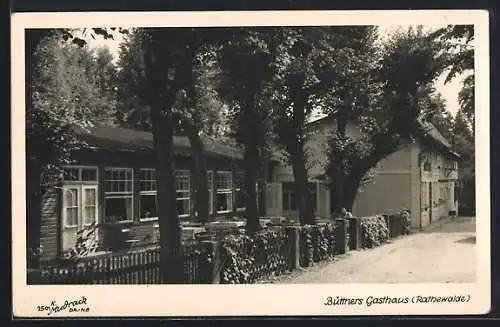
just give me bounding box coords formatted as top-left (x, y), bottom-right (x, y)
top-left (62, 185), bottom-right (99, 252)
top-left (265, 183), bottom-right (283, 216)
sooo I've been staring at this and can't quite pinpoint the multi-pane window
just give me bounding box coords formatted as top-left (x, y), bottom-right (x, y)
top-left (207, 171), bottom-right (213, 214)
top-left (62, 166), bottom-right (98, 228)
top-left (63, 166), bottom-right (98, 182)
top-left (176, 170), bottom-right (191, 217)
top-left (216, 171), bottom-right (233, 213)
top-left (83, 187), bottom-right (97, 226)
top-left (64, 187), bottom-right (79, 227)
top-left (140, 168), bottom-right (157, 220)
top-left (282, 182), bottom-right (317, 212)
top-left (282, 184), bottom-right (298, 211)
top-left (104, 168), bottom-right (133, 222)
top-left (235, 171), bottom-right (246, 211)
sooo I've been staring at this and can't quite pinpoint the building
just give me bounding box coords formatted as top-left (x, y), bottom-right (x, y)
top-left (38, 125), bottom-right (257, 261)
top-left (36, 115), bottom-right (459, 261)
top-left (264, 115), bottom-right (460, 229)
top-left (353, 117), bottom-right (460, 229)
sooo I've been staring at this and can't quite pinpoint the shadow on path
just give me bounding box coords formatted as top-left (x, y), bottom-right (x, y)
top-left (455, 236), bottom-right (476, 244)
top-left (420, 217), bottom-right (476, 234)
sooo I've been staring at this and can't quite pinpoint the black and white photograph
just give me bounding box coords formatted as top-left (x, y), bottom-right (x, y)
top-left (12, 10), bottom-right (490, 317)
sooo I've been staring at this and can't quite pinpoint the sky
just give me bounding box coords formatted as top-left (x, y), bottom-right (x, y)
top-left (82, 24), bottom-right (466, 117)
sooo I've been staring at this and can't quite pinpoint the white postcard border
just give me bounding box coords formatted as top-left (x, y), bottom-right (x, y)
top-left (11, 9), bottom-right (491, 317)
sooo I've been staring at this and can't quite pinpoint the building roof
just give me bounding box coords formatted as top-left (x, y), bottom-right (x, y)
top-left (415, 116), bottom-right (461, 159)
top-left (72, 124), bottom-right (244, 160)
top-left (307, 114), bottom-right (460, 159)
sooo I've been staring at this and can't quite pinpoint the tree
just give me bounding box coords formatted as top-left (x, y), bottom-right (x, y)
top-left (137, 28), bottom-right (228, 282)
top-left (174, 50), bottom-right (230, 223)
top-left (216, 28), bottom-right (277, 234)
top-left (430, 25), bottom-right (475, 216)
top-left (115, 29), bottom-right (228, 224)
top-left (453, 108), bottom-right (475, 215)
top-left (114, 30), bottom-right (152, 130)
top-left (268, 27), bottom-right (383, 223)
top-left (430, 25), bottom-right (474, 132)
top-left (26, 31), bottom-right (118, 268)
top-left (419, 89), bottom-right (455, 141)
top-left (324, 26), bottom-right (447, 213)
top-left (94, 46), bottom-right (118, 113)
top-left (318, 26), bottom-right (380, 215)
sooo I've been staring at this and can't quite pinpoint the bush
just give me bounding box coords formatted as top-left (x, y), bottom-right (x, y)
top-left (220, 229), bottom-right (289, 284)
top-left (360, 215), bottom-right (389, 248)
top-left (65, 223), bottom-right (99, 260)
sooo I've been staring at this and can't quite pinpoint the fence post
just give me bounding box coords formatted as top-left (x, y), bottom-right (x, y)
top-left (383, 214), bottom-right (391, 238)
top-left (388, 214), bottom-right (400, 238)
top-left (348, 217), bottom-right (361, 250)
top-left (200, 240), bottom-right (221, 284)
top-left (286, 226), bottom-right (300, 270)
top-left (27, 268), bottom-right (42, 284)
top-left (335, 219), bottom-right (348, 255)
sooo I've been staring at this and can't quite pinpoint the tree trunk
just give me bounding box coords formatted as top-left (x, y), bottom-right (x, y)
top-left (290, 147), bottom-right (315, 225)
top-left (329, 111), bottom-right (348, 216)
top-left (151, 107), bottom-right (183, 284)
top-left (237, 94), bottom-right (262, 235)
top-left (185, 126), bottom-right (209, 223)
top-left (329, 173), bottom-right (344, 218)
top-left (343, 169), bottom-right (365, 212)
top-left (243, 144), bottom-right (260, 236)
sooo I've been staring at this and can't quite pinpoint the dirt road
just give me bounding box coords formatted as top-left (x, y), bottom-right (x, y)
top-left (273, 217), bottom-right (476, 284)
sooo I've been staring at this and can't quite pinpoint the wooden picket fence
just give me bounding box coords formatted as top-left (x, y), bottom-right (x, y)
top-left (30, 243), bottom-right (204, 284)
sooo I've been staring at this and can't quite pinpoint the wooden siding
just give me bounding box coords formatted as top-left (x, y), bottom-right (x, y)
top-left (38, 147), bottom-right (247, 260)
top-left (40, 188), bottom-right (59, 261)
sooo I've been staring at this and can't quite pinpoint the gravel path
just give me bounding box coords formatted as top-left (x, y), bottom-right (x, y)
top-left (270, 217), bottom-right (476, 284)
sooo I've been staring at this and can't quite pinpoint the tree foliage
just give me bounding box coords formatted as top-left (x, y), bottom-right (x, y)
top-left (324, 26), bottom-right (447, 213)
top-left (28, 32), bottom-right (117, 187)
top-left (430, 25), bottom-right (475, 130)
top-left (26, 29), bottom-right (119, 268)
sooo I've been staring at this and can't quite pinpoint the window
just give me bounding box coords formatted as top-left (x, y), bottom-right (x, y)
top-left (64, 187), bottom-right (79, 227)
top-left (63, 166), bottom-right (98, 182)
top-left (140, 169), bottom-right (157, 220)
top-left (61, 166), bottom-right (99, 228)
top-left (104, 168), bottom-right (133, 222)
top-left (283, 189), bottom-right (297, 211)
top-left (207, 171), bottom-right (213, 214)
top-left (176, 170), bottom-right (191, 217)
top-left (282, 182), bottom-right (317, 212)
top-left (83, 186), bottom-right (97, 226)
top-left (216, 171), bottom-right (233, 213)
top-left (235, 171), bottom-right (246, 211)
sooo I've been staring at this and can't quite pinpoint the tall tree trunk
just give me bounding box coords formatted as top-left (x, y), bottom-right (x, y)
top-left (243, 144), bottom-right (260, 236)
top-left (151, 107), bottom-right (183, 283)
top-left (142, 29), bottom-right (196, 283)
top-left (329, 111), bottom-right (348, 216)
top-left (290, 147), bottom-right (315, 225)
top-left (242, 97), bottom-right (261, 236)
top-left (343, 169), bottom-right (365, 212)
top-left (185, 125), bottom-right (209, 223)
